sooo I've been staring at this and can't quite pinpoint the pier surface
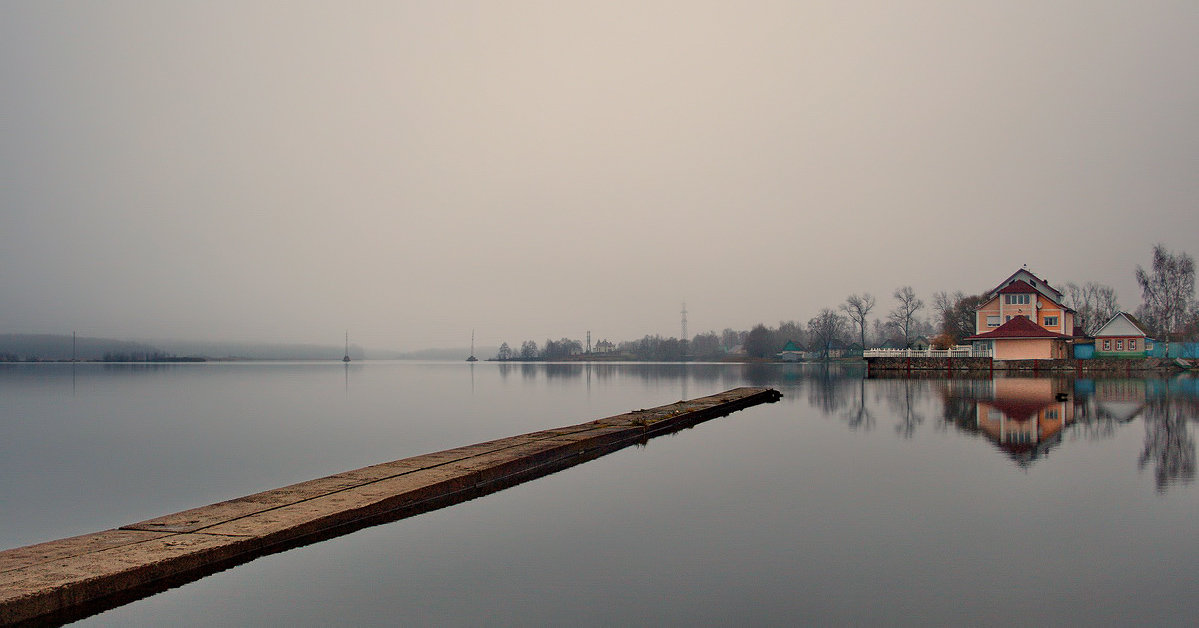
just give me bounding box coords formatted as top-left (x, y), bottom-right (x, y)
top-left (0, 387), bottom-right (780, 625)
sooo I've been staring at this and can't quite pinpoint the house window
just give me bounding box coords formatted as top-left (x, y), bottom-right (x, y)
top-left (1046, 409), bottom-right (1059, 420)
top-left (1116, 339), bottom-right (1124, 351)
top-left (1129, 339), bottom-right (1137, 351)
top-left (1004, 294), bottom-right (1031, 305)
top-left (1044, 316), bottom-right (1058, 327)
top-left (987, 316), bottom-right (1000, 327)
top-left (1103, 339), bottom-right (1111, 351)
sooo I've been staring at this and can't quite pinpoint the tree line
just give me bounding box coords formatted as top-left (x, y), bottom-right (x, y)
top-left (493, 244), bottom-right (1197, 361)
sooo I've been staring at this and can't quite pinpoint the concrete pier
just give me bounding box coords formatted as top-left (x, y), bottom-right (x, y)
top-left (0, 387), bottom-right (780, 625)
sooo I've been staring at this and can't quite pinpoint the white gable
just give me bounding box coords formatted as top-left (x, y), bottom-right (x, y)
top-left (1093, 313), bottom-right (1149, 338)
top-left (988, 269), bottom-right (1066, 305)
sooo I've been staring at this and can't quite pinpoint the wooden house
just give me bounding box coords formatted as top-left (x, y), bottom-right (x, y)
top-left (1091, 312), bottom-right (1153, 358)
top-left (778, 340), bottom-right (804, 362)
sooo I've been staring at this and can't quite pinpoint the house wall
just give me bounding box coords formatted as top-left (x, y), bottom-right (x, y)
top-left (1035, 306), bottom-right (1072, 335)
top-left (976, 296), bottom-right (1073, 335)
top-left (976, 298), bottom-right (1001, 333)
top-left (1094, 336), bottom-right (1147, 357)
top-left (993, 377), bottom-right (1056, 399)
top-left (993, 338), bottom-right (1062, 360)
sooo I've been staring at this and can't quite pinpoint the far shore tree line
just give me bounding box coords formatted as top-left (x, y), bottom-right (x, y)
top-left (494, 244), bottom-right (1198, 362)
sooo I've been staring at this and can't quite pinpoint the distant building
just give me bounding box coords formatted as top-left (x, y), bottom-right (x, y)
top-left (777, 340), bottom-right (804, 362)
top-left (593, 339), bottom-right (616, 354)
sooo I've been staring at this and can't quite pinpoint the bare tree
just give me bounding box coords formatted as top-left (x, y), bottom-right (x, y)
top-left (888, 286), bottom-right (924, 347)
top-left (1135, 244), bottom-right (1196, 342)
top-left (933, 291), bottom-right (987, 344)
top-left (744, 324), bottom-right (775, 358)
top-left (808, 309), bottom-right (848, 359)
top-left (1062, 281), bottom-right (1120, 335)
top-left (840, 293), bottom-right (875, 348)
top-left (841, 378), bottom-right (875, 431)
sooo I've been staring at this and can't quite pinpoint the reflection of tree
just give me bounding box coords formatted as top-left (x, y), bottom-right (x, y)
top-left (938, 394), bottom-right (977, 434)
top-left (806, 365), bottom-right (851, 415)
top-left (887, 378), bottom-right (925, 439)
top-left (1138, 398), bottom-right (1196, 492)
top-left (840, 377), bottom-right (875, 431)
top-left (1071, 396), bottom-right (1127, 441)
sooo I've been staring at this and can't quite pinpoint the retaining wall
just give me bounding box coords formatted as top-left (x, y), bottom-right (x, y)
top-left (866, 356), bottom-right (1177, 373)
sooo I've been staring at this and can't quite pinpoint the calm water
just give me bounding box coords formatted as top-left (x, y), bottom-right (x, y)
top-left (2, 362), bottom-right (1196, 626)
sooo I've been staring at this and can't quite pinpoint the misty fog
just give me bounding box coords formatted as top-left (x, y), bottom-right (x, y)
top-left (2, 1), bottom-right (1196, 351)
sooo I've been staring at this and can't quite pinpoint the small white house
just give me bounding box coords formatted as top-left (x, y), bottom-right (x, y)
top-left (1091, 312), bottom-right (1153, 357)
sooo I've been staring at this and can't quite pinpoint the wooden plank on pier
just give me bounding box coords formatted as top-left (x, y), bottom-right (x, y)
top-left (0, 387), bottom-right (780, 625)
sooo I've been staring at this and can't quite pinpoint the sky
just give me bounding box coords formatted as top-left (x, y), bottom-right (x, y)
top-left (2, 1), bottom-right (1196, 352)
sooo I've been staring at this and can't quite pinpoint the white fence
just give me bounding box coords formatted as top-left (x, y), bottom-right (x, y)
top-left (862, 346), bottom-right (990, 359)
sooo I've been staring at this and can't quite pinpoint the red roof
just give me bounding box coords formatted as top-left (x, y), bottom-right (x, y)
top-left (985, 399), bottom-right (1053, 422)
top-left (998, 280), bottom-right (1036, 294)
top-left (966, 315), bottom-right (1072, 340)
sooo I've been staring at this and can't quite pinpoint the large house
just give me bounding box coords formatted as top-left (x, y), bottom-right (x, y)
top-left (966, 268), bottom-right (1076, 360)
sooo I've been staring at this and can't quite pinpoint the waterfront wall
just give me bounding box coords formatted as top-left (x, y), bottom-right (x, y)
top-left (866, 356), bottom-right (1178, 373)
top-left (866, 357), bottom-right (992, 372)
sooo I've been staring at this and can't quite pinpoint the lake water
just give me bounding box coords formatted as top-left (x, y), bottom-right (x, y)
top-left (2, 362), bottom-right (1196, 626)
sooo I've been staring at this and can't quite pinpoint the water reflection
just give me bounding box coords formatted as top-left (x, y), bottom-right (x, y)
top-left (1139, 387), bottom-right (1198, 492)
top-left (5, 362), bottom-right (1194, 492)
top-left (865, 371), bottom-right (1198, 490)
top-left (969, 378), bottom-right (1073, 466)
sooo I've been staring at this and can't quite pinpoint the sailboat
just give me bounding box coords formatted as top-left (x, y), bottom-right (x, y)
top-left (466, 330), bottom-right (478, 362)
top-left (342, 331), bottom-right (351, 363)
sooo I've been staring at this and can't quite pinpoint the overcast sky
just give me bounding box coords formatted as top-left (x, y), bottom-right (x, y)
top-left (2, 1), bottom-right (1196, 351)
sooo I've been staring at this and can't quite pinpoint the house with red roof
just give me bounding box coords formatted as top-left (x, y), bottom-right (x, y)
top-left (966, 268), bottom-right (1077, 360)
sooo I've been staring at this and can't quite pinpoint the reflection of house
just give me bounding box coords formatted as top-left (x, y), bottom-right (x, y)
top-left (1092, 312), bottom-right (1153, 358)
top-left (967, 269), bottom-right (1076, 360)
top-left (1094, 378), bottom-right (1147, 422)
top-left (778, 340), bottom-right (803, 362)
top-left (974, 378), bottom-right (1075, 466)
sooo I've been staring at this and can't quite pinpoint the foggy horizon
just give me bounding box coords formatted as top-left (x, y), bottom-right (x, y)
top-left (3, 2), bottom-right (1196, 352)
